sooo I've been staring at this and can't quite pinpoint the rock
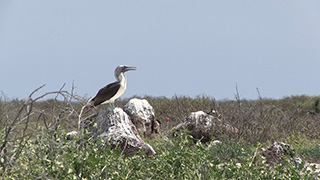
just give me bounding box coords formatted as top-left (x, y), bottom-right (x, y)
top-left (306, 163), bottom-right (320, 174)
top-left (89, 107), bottom-right (156, 156)
top-left (66, 131), bottom-right (78, 140)
top-left (173, 111), bottom-right (237, 143)
top-left (261, 142), bottom-right (320, 174)
top-left (123, 98), bottom-right (161, 138)
top-left (212, 140), bottom-right (222, 144)
top-left (262, 142), bottom-right (301, 165)
top-left (207, 140), bottom-right (222, 150)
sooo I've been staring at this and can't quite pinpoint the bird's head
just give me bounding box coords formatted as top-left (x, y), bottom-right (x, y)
top-left (115, 65), bottom-right (136, 77)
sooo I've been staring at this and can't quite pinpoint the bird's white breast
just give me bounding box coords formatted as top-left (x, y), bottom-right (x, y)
top-left (105, 73), bottom-right (127, 103)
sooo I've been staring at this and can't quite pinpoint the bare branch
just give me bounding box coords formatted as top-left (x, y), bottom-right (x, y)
top-left (28, 84), bottom-right (46, 99)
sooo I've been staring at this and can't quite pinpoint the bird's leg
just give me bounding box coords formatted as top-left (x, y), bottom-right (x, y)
top-left (110, 102), bottom-right (115, 109)
top-left (110, 102), bottom-right (119, 113)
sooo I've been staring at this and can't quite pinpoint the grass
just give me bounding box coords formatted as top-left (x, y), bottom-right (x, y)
top-left (1, 91), bottom-right (320, 179)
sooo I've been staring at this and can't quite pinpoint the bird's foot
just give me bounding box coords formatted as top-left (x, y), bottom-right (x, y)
top-left (109, 102), bottom-right (119, 113)
top-left (112, 107), bottom-right (119, 113)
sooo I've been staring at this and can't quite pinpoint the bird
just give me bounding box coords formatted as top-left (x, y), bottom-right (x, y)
top-left (78, 65), bottom-right (136, 129)
top-left (89, 65), bottom-right (136, 108)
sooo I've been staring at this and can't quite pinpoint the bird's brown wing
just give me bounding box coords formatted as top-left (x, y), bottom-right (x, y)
top-left (91, 82), bottom-right (120, 106)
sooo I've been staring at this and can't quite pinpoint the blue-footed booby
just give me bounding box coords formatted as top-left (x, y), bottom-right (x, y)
top-left (78, 65), bottom-right (136, 129)
top-left (89, 65), bottom-right (136, 108)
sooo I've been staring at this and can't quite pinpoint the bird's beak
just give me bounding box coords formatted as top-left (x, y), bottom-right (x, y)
top-left (124, 66), bottom-right (136, 72)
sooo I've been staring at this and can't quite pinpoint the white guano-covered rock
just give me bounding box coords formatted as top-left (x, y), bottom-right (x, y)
top-left (123, 98), bottom-right (160, 138)
top-left (261, 142), bottom-right (300, 165)
top-left (173, 110), bottom-right (237, 143)
top-left (92, 107), bottom-right (156, 156)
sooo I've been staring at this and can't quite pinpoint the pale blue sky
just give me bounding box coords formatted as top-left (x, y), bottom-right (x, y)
top-left (1, 1), bottom-right (320, 100)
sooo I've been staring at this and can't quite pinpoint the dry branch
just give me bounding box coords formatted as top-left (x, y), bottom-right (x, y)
top-left (0, 84), bottom-right (81, 174)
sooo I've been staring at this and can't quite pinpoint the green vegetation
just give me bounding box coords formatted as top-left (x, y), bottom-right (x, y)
top-left (1, 91), bottom-right (320, 179)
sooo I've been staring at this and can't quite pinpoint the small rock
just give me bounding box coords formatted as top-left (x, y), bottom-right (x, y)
top-left (207, 140), bottom-right (222, 149)
top-left (66, 131), bottom-right (78, 140)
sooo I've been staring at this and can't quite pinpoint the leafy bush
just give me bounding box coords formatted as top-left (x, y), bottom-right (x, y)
top-left (1, 88), bottom-right (320, 179)
top-left (1, 129), bottom-right (319, 179)
top-left (285, 133), bottom-right (320, 163)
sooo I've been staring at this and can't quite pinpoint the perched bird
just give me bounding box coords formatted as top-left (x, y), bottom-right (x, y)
top-left (78, 65), bottom-right (136, 129)
top-left (89, 65), bottom-right (136, 108)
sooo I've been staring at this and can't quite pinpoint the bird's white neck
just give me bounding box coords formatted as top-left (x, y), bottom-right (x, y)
top-left (117, 72), bottom-right (127, 88)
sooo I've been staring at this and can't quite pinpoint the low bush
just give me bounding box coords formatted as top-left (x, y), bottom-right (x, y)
top-left (1, 129), bottom-right (319, 179)
top-left (1, 87), bottom-right (320, 179)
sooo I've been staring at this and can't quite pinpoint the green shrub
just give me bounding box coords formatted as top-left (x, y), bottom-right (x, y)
top-left (285, 133), bottom-right (320, 163)
top-left (1, 93), bottom-right (320, 179)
